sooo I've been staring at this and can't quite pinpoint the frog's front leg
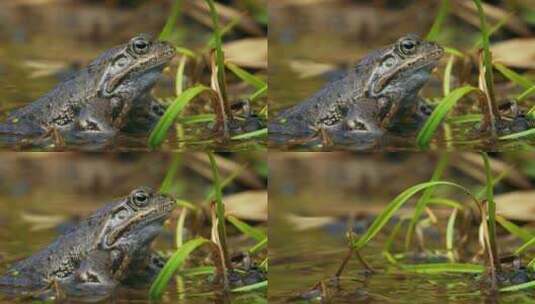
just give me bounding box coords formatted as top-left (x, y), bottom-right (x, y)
top-left (54, 252), bottom-right (118, 301)
top-left (76, 106), bottom-right (117, 139)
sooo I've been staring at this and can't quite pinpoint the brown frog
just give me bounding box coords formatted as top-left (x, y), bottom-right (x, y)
top-left (269, 34), bottom-right (444, 144)
top-left (0, 34), bottom-right (175, 142)
top-left (0, 187), bottom-right (175, 301)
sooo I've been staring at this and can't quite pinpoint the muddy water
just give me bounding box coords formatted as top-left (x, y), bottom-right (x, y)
top-left (268, 1), bottom-right (535, 151)
top-left (269, 221), bottom-right (535, 304)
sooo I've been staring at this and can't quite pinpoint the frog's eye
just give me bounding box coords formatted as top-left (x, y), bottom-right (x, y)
top-left (131, 189), bottom-right (150, 207)
top-left (132, 37), bottom-right (151, 55)
top-left (381, 56), bottom-right (396, 69)
top-left (114, 56), bottom-right (129, 68)
top-left (400, 38), bottom-right (417, 55)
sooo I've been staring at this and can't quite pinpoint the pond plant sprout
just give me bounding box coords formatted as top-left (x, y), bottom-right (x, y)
top-left (417, 0), bottom-right (535, 149)
top-left (149, 152), bottom-right (267, 300)
top-left (305, 152), bottom-right (535, 301)
top-left (148, 0), bottom-right (268, 149)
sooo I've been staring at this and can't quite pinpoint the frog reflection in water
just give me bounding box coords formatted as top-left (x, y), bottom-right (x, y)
top-left (269, 34), bottom-right (444, 145)
top-left (0, 34), bottom-right (175, 142)
top-left (0, 187), bottom-right (175, 301)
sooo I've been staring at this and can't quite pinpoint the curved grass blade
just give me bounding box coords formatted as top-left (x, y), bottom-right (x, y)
top-left (226, 62), bottom-right (266, 89)
top-left (482, 152), bottom-right (499, 271)
top-left (426, 0), bottom-right (449, 41)
top-left (177, 114), bottom-right (215, 125)
top-left (518, 86), bottom-right (535, 102)
top-left (500, 280), bottom-right (535, 292)
top-left (354, 181), bottom-right (477, 250)
top-left (231, 280), bottom-right (268, 293)
top-left (231, 128), bottom-right (268, 140)
top-left (499, 128), bottom-right (535, 140)
top-left (399, 263), bottom-right (484, 274)
top-left (227, 215), bottom-right (266, 242)
top-left (496, 215), bottom-right (534, 244)
top-left (417, 86), bottom-right (478, 148)
top-left (149, 237), bottom-right (211, 300)
top-left (405, 153), bottom-right (449, 249)
top-left (494, 63), bottom-right (535, 90)
top-left (514, 236), bottom-right (535, 255)
top-left (148, 85), bottom-right (210, 149)
top-left (249, 237), bottom-right (268, 255)
top-left (160, 153), bottom-right (182, 193)
top-left (473, 0), bottom-right (496, 108)
top-left (205, 0), bottom-right (228, 103)
top-left (251, 85), bottom-right (268, 102)
top-left (159, 0), bottom-right (182, 41)
top-left (443, 55), bottom-right (455, 96)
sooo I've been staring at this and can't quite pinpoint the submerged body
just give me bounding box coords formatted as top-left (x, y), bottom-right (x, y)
top-left (0, 187), bottom-right (175, 301)
top-left (269, 34), bottom-right (444, 145)
top-left (0, 34), bottom-right (175, 143)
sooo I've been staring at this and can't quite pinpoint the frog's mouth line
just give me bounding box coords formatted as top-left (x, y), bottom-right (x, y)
top-left (372, 49), bottom-right (444, 95)
top-left (103, 200), bottom-right (175, 248)
top-left (103, 53), bottom-right (174, 95)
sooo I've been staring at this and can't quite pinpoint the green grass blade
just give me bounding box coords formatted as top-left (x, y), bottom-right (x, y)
top-left (399, 263), bottom-right (484, 274)
top-left (227, 215), bottom-right (266, 242)
top-left (231, 128), bottom-right (268, 140)
top-left (226, 62), bottom-right (266, 89)
top-left (500, 280), bottom-right (535, 292)
top-left (443, 55), bottom-right (455, 96)
top-left (249, 237), bottom-right (268, 255)
top-left (443, 46), bottom-right (465, 58)
top-left (473, 0), bottom-right (496, 108)
top-left (207, 152), bottom-right (231, 269)
top-left (514, 236), bottom-right (535, 255)
top-left (159, 0), bottom-right (182, 41)
top-left (417, 86), bottom-right (478, 148)
top-left (517, 86), bottom-right (535, 102)
top-left (447, 114), bottom-right (482, 124)
top-left (426, 0), bottom-right (449, 41)
top-left (354, 181), bottom-right (476, 250)
top-left (148, 85), bottom-right (210, 149)
top-left (482, 153), bottom-right (499, 267)
top-left (405, 153), bottom-right (449, 249)
top-left (149, 237), bottom-right (211, 300)
top-left (205, 0), bottom-right (228, 103)
top-left (499, 128), bottom-right (535, 140)
top-left (496, 215), bottom-right (534, 244)
top-left (231, 280), bottom-right (268, 293)
top-left (494, 63), bottom-right (535, 90)
top-left (251, 84), bottom-right (268, 102)
top-left (175, 56), bottom-right (188, 96)
top-left (160, 153), bottom-right (182, 194)
top-left (177, 114), bottom-right (215, 125)
top-left (175, 46), bottom-right (198, 58)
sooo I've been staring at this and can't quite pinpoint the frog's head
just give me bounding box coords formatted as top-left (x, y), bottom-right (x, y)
top-left (96, 187), bottom-right (176, 252)
top-left (96, 34), bottom-right (176, 99)
top-left (360, 34), bottom-right (443, 99)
